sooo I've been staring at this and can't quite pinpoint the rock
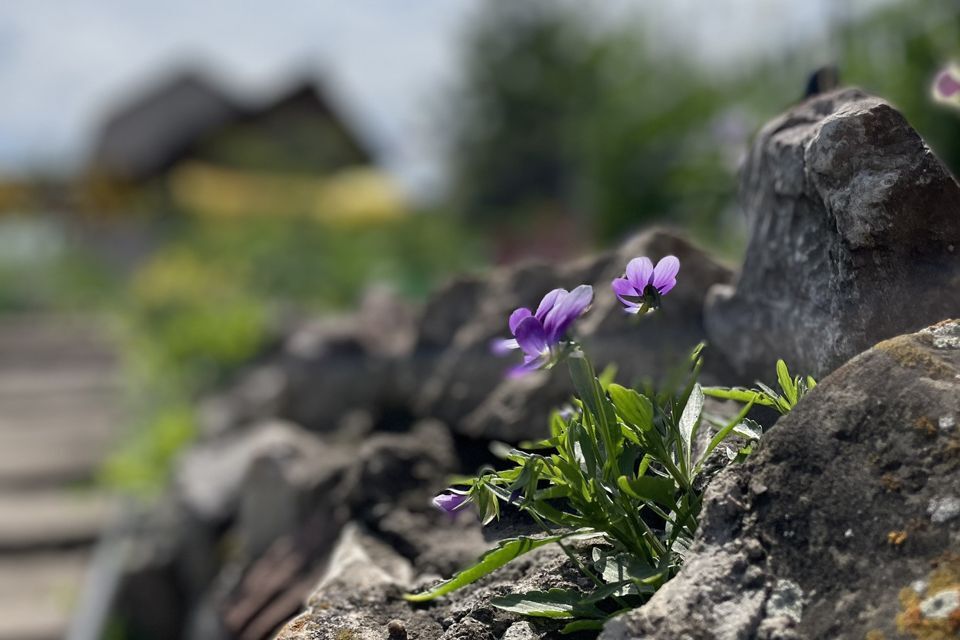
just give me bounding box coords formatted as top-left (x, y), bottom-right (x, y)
top-left (601, 320), bottom-right (960, 639)
top-left (175, 419), bottom-right (333, 524)
top-left (355, 285), bottom-right (417, 358)
top-left (705, 88), bottom-right (960, 381)
top-left (205, 420), bottom-right (459, 639)
top-left (340, 420), bottom-right (459, 515)
top-left (276, 522), bottom-right (585, 640)
top-left (278, 317), bottom-right (387, 432)
top-left (501, 621), bottom-right (540, 640)
top-left (461, 228), bottom-right (734, 441)
top-left (237, 434), bottom-right (352, 557)
top-left (375, 508), bottom-right (489, 577)
top-left (415, 261), bottom-right (565, 432)
top-left (414, 274), bottom-right (489, 353)
top-left (273, 524), bottom-right (441, 640)
top-left (198, 364), bottom-right (289, 438)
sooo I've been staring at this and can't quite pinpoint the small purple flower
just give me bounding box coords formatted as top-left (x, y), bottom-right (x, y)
top-left (432, 492), bottom-right (469, 513)
top-left (933, 65), bottom-right (960, 106)
top-left (611, 255), bottom-right (679, 314)
top-left (492, 285), bottom-right (594, 377)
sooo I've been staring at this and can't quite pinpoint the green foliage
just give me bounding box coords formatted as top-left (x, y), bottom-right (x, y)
top-left (403, 532), bottom-right (576, 602)
top-left (406, 345), bottom-right (761, 629)
top-left (703, 359), bottom-right (816, 416)
top-left (98, 404), bottom-right (197, 495)
top-left (448, 0), bottom-right (960, 255)
top-left (448, 1), bottom-right (739, 245)
top-left (105, 213), bottom-right (483, 495)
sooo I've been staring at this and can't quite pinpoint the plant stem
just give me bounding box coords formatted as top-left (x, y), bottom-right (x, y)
top-left (527, 511), bottom-right (632, 610)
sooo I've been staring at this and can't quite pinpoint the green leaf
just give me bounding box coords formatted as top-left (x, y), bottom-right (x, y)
top-left (568, 351), bottom-right (604, 421)
top-left (678, 383), bottom-right (704, 465)
top-left (732, 417), bottom-right (762, 440)
top-left (593, 549), bottom-right (662, 586)
top-left (404, 533), bottom-right (574, 602)
top-left (620, 423), bottom-right (642, 445)
top-left (776, 360), bottom-right (797, 405)
top-left (608, 384), bottom-right (653, 431)
top-left (597, 363), bottom-right (618, 390)
top-left (491, 588), bottom-right (603, 619)
top-left (561, 619), bottom-right (606, 633)
top-left (697, 396), bottom-right (756, 470)
top-left (702, 386), bottom-right (773, 406)
top-left (617, 475), bottom-right (677, 510)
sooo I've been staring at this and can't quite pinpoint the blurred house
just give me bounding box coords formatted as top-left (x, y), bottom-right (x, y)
top-left (84, 71), bottom-right (405, 224)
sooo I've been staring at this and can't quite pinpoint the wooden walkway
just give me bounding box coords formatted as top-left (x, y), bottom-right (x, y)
top-left (0, 315), bottom-right (122, 640)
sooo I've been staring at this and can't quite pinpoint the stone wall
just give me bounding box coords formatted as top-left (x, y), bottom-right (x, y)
top-left (99, 88), bottom-right (960, 640)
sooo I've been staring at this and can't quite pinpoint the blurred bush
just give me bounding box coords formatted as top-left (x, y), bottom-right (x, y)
top-left (447, 0), bottom-right (960, 254)
top-left (102, 212), bottom-right (483, 494)
top-left (447, 1), bottom-right (743, 250)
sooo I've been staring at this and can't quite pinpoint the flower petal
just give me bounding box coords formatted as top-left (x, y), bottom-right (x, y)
top-left (432, 493), bottom-right (468, 513)
top-left (514, 316), bottom-right (548, 356)
top-left (625, 257), bottom-right (654, 289)
top-left (534, 289), bottom-right (566, 321)
top-left (656, 278), bottom-right (676, 296)
top-left (508, 307), bottom-right (533, 334)
top-left (508, 354), bottom-right (548, 378)
top-left (651, 255), bottom-right (680, 291)
top-left (543, 284), bottom-right (593, 342)
top-left (611, 277), bottom-right (640, 303)
top-left (490, 338), bottom-right (519, 355)
top-left (935, 68), bottom-right (960, 100)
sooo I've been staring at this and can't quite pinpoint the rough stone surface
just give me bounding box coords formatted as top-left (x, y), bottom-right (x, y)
top-left (705, 88), bottom-right (960, 381)
top-left (275, 521), bottom-right (588, 640)
top-left (601, 320), bottom-right (960, 639)
top-left (176, 419), bottom-right (334, 524)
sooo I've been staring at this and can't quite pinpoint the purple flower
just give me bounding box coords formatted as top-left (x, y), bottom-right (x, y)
top-left (933, 65), bottom-right (960, 106)
top-left (492, 285), bottom-right (594, 377)
top-left (611, 255), bottom-right (680, 314)
top-left (432, 492), bottom-right (468, 513)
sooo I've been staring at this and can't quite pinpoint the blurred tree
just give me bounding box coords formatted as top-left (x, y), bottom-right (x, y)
top-left (449, 1), bottom-right (601, 220)
top-left (836, 0), bottom-right (960, 173)
top-left (447, 1), bottom-right (740, 247)
top-left (447, 0), bottom-right (960, 253)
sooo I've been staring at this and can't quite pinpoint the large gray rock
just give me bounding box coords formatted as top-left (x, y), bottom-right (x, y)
top-left (175, 419), bottom-right (332, 524)
top-left (705, 88), bottom-right (960, 382)
top-left (206, 420), bottom-right (460, 640)
top-left (601, 320), bottom-right (960, 639)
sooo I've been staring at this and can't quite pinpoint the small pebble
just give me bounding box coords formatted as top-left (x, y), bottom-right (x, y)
top-left (927, 496), bottom-right (960, 524)
top-left (387, 619), bottom-right (407, 640)
top-left (939, 415), bottom-right (956, 431)
top-left (844, 529), bottom-right (853, 539)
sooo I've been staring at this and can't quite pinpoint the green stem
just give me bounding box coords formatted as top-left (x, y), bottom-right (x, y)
top-left (526, 511), bottom-right (632, 611)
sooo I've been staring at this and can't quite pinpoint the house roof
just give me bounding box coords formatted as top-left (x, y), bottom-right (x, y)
top-left (90, 71), bottom-right (244, 181)
top-left (89, 71), bottom-right (376, 181)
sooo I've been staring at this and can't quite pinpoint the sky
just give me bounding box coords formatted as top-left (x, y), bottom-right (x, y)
top-left (0, 0), bottom-right (895, 199)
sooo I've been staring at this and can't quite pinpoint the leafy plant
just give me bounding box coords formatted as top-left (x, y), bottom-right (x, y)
top-left (406, 343), bottom-right (759, 631)
top-left (702, 359), bottom-right (816, 415)
top-left (406, 257), bottom-right (817, 632)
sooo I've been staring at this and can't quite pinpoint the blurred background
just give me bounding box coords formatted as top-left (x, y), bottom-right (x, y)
top-left (0, 0), bottom-right (958, 638)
